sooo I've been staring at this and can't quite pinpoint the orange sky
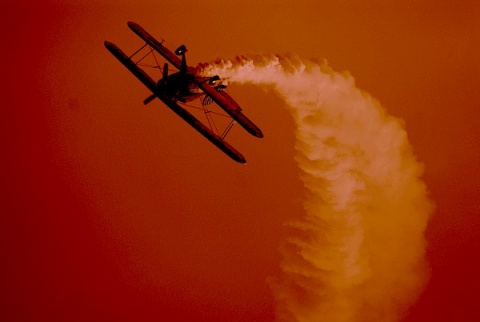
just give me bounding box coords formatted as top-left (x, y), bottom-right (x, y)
top-left (3, 1), bottom-right (480, 321)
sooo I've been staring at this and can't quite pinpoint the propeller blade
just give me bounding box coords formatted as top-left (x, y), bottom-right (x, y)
top-left (163, 63), bottom-right (168, 79)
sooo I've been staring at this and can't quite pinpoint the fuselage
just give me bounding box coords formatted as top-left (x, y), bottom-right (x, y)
top-left (158, 72), bottom-right (203, 103)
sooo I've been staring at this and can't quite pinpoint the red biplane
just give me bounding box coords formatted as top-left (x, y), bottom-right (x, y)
top-left (104, 22), bottom-right (263, 164)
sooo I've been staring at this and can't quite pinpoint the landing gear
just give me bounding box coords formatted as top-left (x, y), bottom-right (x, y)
top-left (175, 45), bottom-right (187, 55)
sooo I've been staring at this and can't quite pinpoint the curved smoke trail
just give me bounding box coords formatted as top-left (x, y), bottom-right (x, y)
top-left (198, 55), bottom-right (433, 322)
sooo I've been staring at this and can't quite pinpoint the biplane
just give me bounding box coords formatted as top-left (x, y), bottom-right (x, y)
top-left (104, 21), bottom-right (263, 164)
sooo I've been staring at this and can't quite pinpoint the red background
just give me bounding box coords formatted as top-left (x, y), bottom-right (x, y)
top-left (2, 1), bottom-right (480, 321)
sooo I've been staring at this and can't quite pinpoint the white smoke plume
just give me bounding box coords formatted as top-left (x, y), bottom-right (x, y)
top-left (198, 55), bottom-right (433, 322)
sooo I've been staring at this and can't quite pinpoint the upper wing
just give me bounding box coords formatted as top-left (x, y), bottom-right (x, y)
top-left (104, 41), bottom-right (157, 92)
top-left (196, 80), bottom-right (264, 138)
top-left (127, 21), bottom-right (196, 74)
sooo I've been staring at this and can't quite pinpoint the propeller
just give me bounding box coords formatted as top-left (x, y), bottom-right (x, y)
top-left (143, 63), bottom-right (170, 105)
top-left (163, 63), bottom-right (168, 79)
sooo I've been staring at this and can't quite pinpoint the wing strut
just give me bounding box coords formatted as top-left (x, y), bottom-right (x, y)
top-left (221, 120), bottom-right (236, 140)
top-left (129, 43), bottom-right (148, 59)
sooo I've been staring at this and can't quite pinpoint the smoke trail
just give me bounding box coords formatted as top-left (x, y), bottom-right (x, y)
top-left (198, 55), bottom-right (433, 322)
